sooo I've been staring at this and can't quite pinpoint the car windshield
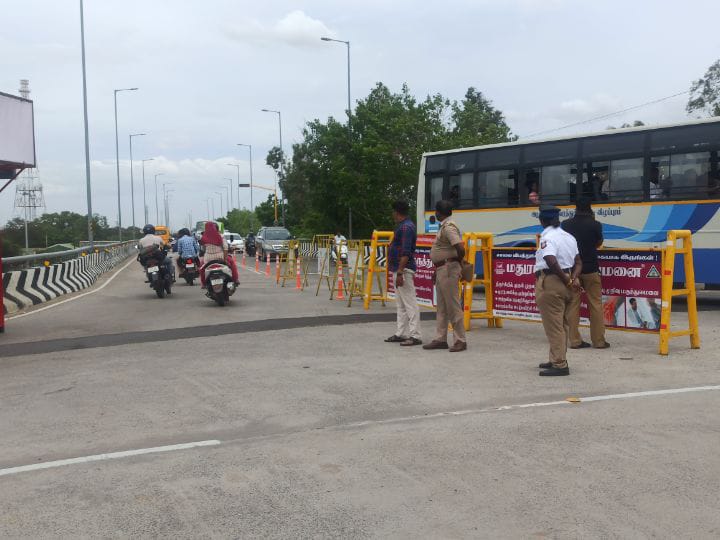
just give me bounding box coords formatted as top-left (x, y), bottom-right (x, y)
top-left (265, 229), bottom-right (291, 240)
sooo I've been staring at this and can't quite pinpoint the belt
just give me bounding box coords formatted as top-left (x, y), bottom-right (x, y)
top-left (534, 268), bottom-right (572, 279)
top-left (434, 257), bottom-right (460, 268)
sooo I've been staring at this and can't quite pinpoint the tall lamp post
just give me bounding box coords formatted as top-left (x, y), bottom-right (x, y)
top-left (164, 189), bottom-right (174, 228)
top-left (162, 182), bottom-right (174, 227)
top-left (154, 173), bottom-right (164, 223)
top-left (113, 87), bottom-right (138, 240)
top-left (260, 109), bottom-right (284, 225)
top-left (218, 185), bottom-right (230, 216)
top-left (226, 163), bottom-right (240, 213)
top-left (321, 36), bottom-right (353, 237)
top-left (215, 191), bottom-right (224, 218)
top-left (223, 178), bottom-right (234, 210)
top-left (129, 132), bottom-right (145, 237)
top-left (141, 158), bottom-right (154, 224)
top-left (236, 143), bottom-right (254, 211)
top-left (79, 0), bottom-right (94, 244)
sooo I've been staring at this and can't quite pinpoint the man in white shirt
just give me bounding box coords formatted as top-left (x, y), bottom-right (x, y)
top-left (534, 205), bottom-right (582, 376)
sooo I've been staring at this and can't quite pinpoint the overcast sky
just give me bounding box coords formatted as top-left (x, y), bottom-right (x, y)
top-left (2, 0), bottom-right (718, 230)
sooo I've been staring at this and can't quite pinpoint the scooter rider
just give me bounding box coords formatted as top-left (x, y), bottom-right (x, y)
top-left (175, 228), bottom-right (200, 272)
top-left (138, 224), bottom-right (174, 279)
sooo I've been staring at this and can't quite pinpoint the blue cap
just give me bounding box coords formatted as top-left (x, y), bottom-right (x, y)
top-left (539, 205), bottom-right (560, 220)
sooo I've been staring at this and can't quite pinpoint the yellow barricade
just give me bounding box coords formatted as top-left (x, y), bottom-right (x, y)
top-left (363, 231), bottom-right (393, 309)
top-left (461, 232), bottom-right (502, 330)
top-left (659, 230), bottom-right (700, 355)
top-left (279, 240), bottom-right (300, 287)
top-left (347, 239), bottom-right (370, 307)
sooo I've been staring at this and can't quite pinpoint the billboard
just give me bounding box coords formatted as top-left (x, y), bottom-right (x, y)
top-left (0, 92), bottom-right (36, 167)
top-left (492, 248), bottom-right (662, 331)
top-left (387, 234), bottom-right (436, 307)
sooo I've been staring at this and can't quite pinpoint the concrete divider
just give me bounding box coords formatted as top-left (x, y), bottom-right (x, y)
top-left (2, 243), bottom-right (135, 315)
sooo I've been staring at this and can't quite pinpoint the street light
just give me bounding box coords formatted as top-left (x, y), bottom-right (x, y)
top-left (226, 163), bottom-right (240, 212)
top-left (79, 0), bottom-right (94, 244)
top-left (218, 185), bottom-right (230, 216)
top-left (113, 87), bottom-right (138, 240)
top-left (215, 191), bottom-right (224, 217)
top-left (260, 109), bottom-right (285, 225)
top-left (141, 158), bottom-right (154, 224)
top-left (154, 173), bottom-right (164, 223)
top-left (236, 143), bottom-right (254, 211)
top-left (162, 182), bottom-right (174, 227)
top-left (129, 132), bottom-right (145, 237)
top-left (164, 188), bottom-right (175, 228)
top-left (223, 178), bottom-right (233, 211)
top-left (320, 37), bottom-right (351, 126)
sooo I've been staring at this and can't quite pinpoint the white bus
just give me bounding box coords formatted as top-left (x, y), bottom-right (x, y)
top-left (417, 118), bottom-right (720, 286)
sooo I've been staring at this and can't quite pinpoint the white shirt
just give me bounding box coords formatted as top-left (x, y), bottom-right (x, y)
top-left (534, 225), bottom-right (579, 272)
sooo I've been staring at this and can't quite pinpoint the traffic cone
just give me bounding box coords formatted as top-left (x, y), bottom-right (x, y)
top-left (275, 255), bottom-right (281, 283)
top-left (295, 257), bottom-right (302, 290)
top-left (265, 252), bottom-right (271, 277)
top-left (255, 252), bottom-right (260, 272)
top-left (336, 260), bottom-right (345, 300)
top-left (241, 250), bottom-right (246, 269)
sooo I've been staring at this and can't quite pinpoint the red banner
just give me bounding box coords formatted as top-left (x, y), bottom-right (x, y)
top-left (387, 234), bottom-right (436, 307)
top-left (492, 248), bottom-right (662, 331)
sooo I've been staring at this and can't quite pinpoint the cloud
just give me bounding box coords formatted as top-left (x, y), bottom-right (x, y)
top-left (224, 10), bottom-right (336, 47)
top-left (553, 93), bottom-right (623, 122)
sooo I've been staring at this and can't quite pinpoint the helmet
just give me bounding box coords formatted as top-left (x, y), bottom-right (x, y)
top-left (142, 224), bottom-right (156, 235)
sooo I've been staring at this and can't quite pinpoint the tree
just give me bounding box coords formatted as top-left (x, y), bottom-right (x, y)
top-left (687, 59), bottom-right (720, 117)
top-left (254, 194), bottom-right (277, 227)
top-left (606, 120), bottom-right (645, 130)
top-left (219, 208), bottom-right (256, 235)
top-left (267, 83), bottom-right (515, 237)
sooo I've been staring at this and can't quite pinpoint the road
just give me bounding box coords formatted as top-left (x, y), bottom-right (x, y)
top-left (1, 255), bottom-right (719, 538)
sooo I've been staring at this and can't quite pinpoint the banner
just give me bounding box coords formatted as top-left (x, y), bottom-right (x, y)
top-left (387, 234), bottom-right (436, 307)
top-left (492, 248), bottom-right (662, 331)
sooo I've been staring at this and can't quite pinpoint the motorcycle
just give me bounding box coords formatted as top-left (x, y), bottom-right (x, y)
top-left (178, 256), bottom-right (200, 285)
top-left (330, 243), bottom-right (349, 266)
top-left (139, 247), bottom-right (173, 298)
top-left (245, 235), bottom-right (256, 257)
top-left (203, 259), bottom-right (237, 306)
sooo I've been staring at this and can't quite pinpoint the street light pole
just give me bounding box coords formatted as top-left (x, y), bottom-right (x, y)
top-left (129, 132), bottom-right (145, 237)
top-left (236, 144), bottom-right (253, 211)
top-left (261, 109), bottom-right (284, 226)
top-left (154, 173), bottom-right (164, 223)
top-left (226, 164), bottom-right (240, 212)
top-left (223, 178), bottom-right (233, 211)
top-left (113, 87), bottom-right (138, 241)
top-left (164, 189), bottom-right (174, 228)
top-left (79, 0), bottom-right (94, 245)
top-left (321, 37), bottom-right (351, 127)
top-left (162, 182), bottom-right (173, 227)
top-left (141, 158), bottom-right (154, 224)
top-left (215, 192), bottom-right (224, 218)
top-left (219, 185), bottom-right (230, 216)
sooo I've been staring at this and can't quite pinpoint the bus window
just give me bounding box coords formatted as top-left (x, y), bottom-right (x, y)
top-left (524, 169), bottom-right (540, 205)
top-left (651, 152), bottom-right (711, 200)
top-left (449, 173), bottom-right (474, 209)
top-left (539, 164), bottom-right (576, 204)
top-left (427, 176), bottom-right (443, 210)
top-left (583, 163), bottom-right (610, 201)
top-left (478, 169), bottom-right (517, 207)
top-left (609, 158), bottom-right (644, 201)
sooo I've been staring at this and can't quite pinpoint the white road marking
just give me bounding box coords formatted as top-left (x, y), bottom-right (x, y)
top-left (0, 440), bottom-right (220, 477)
top-left (7, 257), bottom-right (136, 320)
top-left (2, 385), bottom-right (718, 478)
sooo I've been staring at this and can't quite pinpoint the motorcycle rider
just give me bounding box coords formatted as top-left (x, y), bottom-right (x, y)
top-left (175, 228), bottom-right (200, 274)
top-left (332, 229), bottom-right (347, 263)
top-left (137, 224), bottom-right (174, 279)
top-left (199, 221), bottom-right (239, 288)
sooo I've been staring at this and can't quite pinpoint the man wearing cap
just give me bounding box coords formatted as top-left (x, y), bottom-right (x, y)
top-left (423, 200), bottom-right (467, 352)
top-left (562, 197), bottom-right (610, 349)
top-left (534, 205), bottom-right (582, 376)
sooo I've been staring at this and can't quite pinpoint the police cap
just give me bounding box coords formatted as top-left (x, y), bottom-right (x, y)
top-left (538, 205), bottom-right (561, 220)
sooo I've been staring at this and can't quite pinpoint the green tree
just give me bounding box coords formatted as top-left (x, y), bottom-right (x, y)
top-left (687, 59), bottom-right (720, 117)
top-left (219, 208), bottom-right (256, 235)
top-left (254, 194), bottom-right (277, 227)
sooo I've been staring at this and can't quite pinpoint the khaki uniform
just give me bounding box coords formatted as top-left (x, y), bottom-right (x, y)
top-left (534, 226), bottom-right (579, 368)
top-left (567, 272), bottom-right (606, 347)
top-left (430, 219), bottom-right (465, 344)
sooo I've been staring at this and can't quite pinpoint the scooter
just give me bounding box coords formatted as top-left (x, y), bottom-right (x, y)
top-left (178, 256), bottom-right (200, 285)
top-left (203, 259), bottom-right (237, 306)
top-left (330, 243), bottom-right (349, 266)
top-left (139, 247), bottom-right (173, 298)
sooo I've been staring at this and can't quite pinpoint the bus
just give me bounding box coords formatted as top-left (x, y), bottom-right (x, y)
top-left (417, 118), bottom-right (720, 286)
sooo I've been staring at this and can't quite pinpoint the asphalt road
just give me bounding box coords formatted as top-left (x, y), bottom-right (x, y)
top-left (1, 256), bottom-right (719, 538)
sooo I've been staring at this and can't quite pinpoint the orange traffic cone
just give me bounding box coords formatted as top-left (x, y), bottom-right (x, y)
top-left (241, 250), bottom-right (246, 269)
top-left (275, 256), bottom-right (281, 283)
top-left (255, 252), bottom-right (260, 272)
top-left (265, 252), bottom-right (271, 277)
top-left (336, 260), bottom-right (345, 300)
top-left (295, 257), bottom-right (302, 290)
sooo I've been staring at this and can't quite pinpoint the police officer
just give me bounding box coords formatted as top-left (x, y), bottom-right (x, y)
top-left (534, 205), bottom-right (582, 376)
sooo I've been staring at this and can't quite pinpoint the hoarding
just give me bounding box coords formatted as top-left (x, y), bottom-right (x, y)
top-left (387, 234), bottom-right (436, 307)
top-left (492, 248), bottom-right (662, 331)
top-left (0, 92), bottom-right (35, 167)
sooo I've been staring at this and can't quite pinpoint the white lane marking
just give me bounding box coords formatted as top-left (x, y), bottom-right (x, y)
top-left (7, 257), bottom-right (136, 320)
top-left (2, 385), bottom-right (718, 478)
top-left (0, 440), bottom-right (220, 477)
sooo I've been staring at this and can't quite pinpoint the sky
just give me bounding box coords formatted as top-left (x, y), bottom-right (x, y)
top-left (2, 0), bottom-right (719, 230)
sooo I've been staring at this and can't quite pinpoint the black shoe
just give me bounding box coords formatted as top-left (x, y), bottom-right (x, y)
top-left (538, 362), bottom-right (553, 369)
top-left (570, 341), bottom-right (591, 349)
top-left (385, 335), bottom-right (407, 343)
top-left (539, 366), bottom-right (570, 376)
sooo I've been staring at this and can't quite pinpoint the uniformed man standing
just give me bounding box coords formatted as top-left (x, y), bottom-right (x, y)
top-left (534, 205), bottom-right (582, 376)
top-left (423, 200), bottom-right (467, 352)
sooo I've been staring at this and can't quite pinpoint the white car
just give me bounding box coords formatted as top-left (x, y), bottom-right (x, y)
top-left (223, 232), bottom-right (245, 253)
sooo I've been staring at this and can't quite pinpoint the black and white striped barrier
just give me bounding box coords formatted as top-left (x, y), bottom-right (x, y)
top-left (363, 245), bottom-right (387, 266)
top-left (2, 244), bottom-right (134, 316)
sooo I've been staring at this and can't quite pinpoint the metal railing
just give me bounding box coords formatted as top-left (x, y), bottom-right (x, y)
top-left (2, 241), bottom-right (136, 271)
